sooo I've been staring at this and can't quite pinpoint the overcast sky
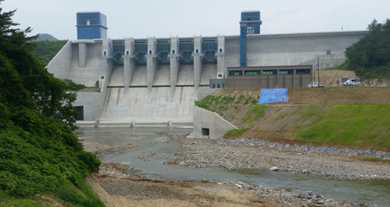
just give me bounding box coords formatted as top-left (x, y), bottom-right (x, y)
top-left (2, 0), bottom-right (389, 40)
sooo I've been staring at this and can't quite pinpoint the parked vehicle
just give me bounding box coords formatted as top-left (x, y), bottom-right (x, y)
top-left (308, 82), bottom-right (324, 88)
top-left (343, 79), bottom-right (361, 87)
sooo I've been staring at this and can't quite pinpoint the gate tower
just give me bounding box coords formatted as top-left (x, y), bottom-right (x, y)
top-left (240, 11), bottom-right (262, 68)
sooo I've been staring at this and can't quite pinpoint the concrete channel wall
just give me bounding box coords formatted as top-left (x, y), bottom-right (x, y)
top-left (189, 106), bottom-right (237, 139)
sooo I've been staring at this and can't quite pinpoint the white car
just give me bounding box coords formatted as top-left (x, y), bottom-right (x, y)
top-left (343, 79), bottom-right (361, 87)
top-left (308, 82), bottom-right (323, 88)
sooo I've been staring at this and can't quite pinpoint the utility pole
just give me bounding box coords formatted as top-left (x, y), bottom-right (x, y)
top-left (317, 56), bottom-right (320, 86)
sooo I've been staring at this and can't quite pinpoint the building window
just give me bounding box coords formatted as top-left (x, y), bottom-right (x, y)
top-left (172, 50), bottom-right (176, 54)
top-left (245, 71), bottom-right (260, 76)
top-left (326, 50), bottom-right (332, 55)
top-left (247, 26), bottom-right (255, 34)
top-left (296, 69), bottom-right (311, 75)
top-left (262, 70), bottom-right (273, 75)
top-left (86, 20), bottom-right (91, 26)
top-left (229, 71), bottom-right (243, 77)
top-left (279, 70), bottom-right (292, 75)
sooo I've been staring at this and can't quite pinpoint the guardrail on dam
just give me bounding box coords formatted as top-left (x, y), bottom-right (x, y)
top-left (47, 31), bottom-right (366, 126)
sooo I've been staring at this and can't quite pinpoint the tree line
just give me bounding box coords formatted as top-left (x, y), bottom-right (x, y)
top-left (345, 19), bottom-right (390, 79)
top-left (0, 0), bottom-right (102, 205)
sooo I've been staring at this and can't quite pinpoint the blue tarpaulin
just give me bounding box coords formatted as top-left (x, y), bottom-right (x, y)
top-left (258, 88), bottom-right (288, 104)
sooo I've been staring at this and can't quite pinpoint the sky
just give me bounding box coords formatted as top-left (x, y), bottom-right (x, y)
top-left (2, 0), bottom-right (390, 40)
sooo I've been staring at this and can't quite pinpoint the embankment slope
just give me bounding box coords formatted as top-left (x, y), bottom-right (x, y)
top-left (197, 88), bottom-right (390, 150)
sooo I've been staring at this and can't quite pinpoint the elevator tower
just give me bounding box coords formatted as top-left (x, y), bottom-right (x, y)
top-left (240, 11), bottom-right (262, 68)
top-left (77, 12), bottom-right (108, 40)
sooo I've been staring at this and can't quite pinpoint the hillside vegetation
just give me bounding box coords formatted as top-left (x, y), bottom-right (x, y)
top-left (345, 19), bottom-right (390, 79)
top-left (0, 1), bottom-right (103, 206)
top-left (31, 40), bottom-right (66, 65)
top-left (197, 89), bottom-right (390, 151)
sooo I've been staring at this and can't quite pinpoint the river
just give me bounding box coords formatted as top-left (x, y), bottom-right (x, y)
top-left (78, 127), bottom-right (390, 207)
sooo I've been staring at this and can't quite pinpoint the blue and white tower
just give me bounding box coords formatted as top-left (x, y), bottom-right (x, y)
top-left (76, 12), bottom-right (107, 40)
top-left (240, 11), bottom-right (262, 68)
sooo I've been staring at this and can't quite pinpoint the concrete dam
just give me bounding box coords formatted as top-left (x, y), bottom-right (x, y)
top-left (47, 11), bottom-right (367, 126)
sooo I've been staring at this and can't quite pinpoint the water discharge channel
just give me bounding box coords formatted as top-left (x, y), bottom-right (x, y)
top-left (79, 127), bottom-right (390, 206)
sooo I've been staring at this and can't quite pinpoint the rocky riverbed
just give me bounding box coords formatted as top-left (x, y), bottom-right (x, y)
top-left (94, 163), bottom-right (369, 207)
top-left (80, 128), bottom-right (390, 207)
top-left (175, 138), bottom-right (390, 180)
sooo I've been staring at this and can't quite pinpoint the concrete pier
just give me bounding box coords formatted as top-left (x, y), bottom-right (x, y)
top-left (124, 38), bottom-right (135, 89)
top-left (193, 36), bottom-right (203, 89)
top-left (102, 39), bottom-right (111, 58)
top-left (147, 38), bottom-right (157, 90)
top-left (217, 36), bottom-right (225, 78)
top-left (169, 37), bottom-right (180, 95)
top-left (78, 43), bottom-right (87, 67)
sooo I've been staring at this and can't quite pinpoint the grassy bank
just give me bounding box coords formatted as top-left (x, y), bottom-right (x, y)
top-left (197, 89), bottom-right (390, 151)
top-left (195, 94), bottom-right (267, 128)
top-left (0, 180), bottom-right (103, 207)
top-left (297, 104), bottom-right (390, 149)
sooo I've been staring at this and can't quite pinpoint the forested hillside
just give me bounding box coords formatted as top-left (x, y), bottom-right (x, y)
top-left (345, 19), bottom-right (390, 79)
top-left (32, 40), bottom-right (66, 65)
top-left (0, 1), bottom-right (103, 206)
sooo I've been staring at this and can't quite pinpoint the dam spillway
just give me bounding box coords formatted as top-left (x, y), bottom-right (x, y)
top-left (99, 64), bottom-right (217, 124)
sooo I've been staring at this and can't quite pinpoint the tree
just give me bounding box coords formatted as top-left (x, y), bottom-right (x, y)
top-left (0, 0), bottom-right (79, 128)
top-left (0, 0), bottom-right (100, 201)
top-left (345, 19), bottom-right (390, 79)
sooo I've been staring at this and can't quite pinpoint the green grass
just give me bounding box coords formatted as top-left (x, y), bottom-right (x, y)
top-left (242, 105), bottom-right (268, 127)
top-left (195, 95), bottom-right (257, 113)
top-left (0, 180), bottom-right (103, 207)
top-left (196, 94), bottom-right (267, 139)
top-left (297, 104), bottom-right (390, 150)
top-left (55, 180), bottom-right (104, 207)
top-left (0, 199), bottom-right (50, 207)
top-left (224, 128), bottom-right (248, 139)
top-left (195, 95), bottom-right (236, 112)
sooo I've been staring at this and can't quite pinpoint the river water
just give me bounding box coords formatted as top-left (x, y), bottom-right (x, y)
top-left (78, 127), bottom-right (390, 207)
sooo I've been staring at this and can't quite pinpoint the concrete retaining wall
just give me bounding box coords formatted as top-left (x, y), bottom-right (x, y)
top-left (73, 91), bottom-right (106, 121)
top-left (47, 41), bottom-right (72, 79)
top-left (225, 31), bottom-right (366, 69)
top-left (190, 106), bottom-right (237, 139)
